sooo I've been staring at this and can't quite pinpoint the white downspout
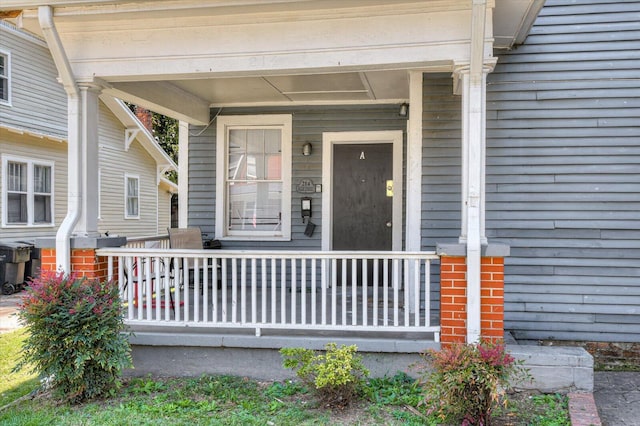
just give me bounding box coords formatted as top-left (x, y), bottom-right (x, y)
top-left (466, 0), bottom-right (488, 343)
top-left (38, 6), bottom-right (81, 273)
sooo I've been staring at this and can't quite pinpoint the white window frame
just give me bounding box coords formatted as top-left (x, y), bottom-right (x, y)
top-left (124, 174), bottom-right (140, 219)
top-left (1, 155), bottom-right (54, 227)
top-left (216, 114), bottom-right (292, 241)
top-left (0, 50), bottom-right (10, 105)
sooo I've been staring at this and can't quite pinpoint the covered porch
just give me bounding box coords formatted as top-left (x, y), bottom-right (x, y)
top-left (4, 0), bottom-right (544, 350)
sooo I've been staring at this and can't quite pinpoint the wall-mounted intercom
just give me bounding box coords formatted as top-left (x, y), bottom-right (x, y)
top-left (301, 197), bottom-right (312, 223)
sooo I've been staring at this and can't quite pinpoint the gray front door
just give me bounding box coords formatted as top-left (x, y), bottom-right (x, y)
top-left (332, 143), bottom-right (393, 251)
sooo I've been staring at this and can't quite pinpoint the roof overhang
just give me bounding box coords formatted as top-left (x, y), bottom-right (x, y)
top-left (1, 1), bottom-right (543, 121)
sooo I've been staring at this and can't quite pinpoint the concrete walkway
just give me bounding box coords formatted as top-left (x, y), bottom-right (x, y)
top-left (593, 371), bottom-right (640, 426)
top-left (1, 291), bottom-right (638, 425)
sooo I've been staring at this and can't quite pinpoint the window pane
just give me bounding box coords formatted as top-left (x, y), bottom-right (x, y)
top-left (0, 55), bottom-right (6, 101)
top-left (126, 177), bottom-right (139, 217)
top-left (227, 181), bottom-right (282, 232)
top-left (228, 129), bottom-right (247, 180)
top-left (34, 195), bottom-right (52, 223)
top-left (227, 129), bottom-right (281, 181)
top-left (33, 165), bottom-right (51, 193)
top-left (7, 193), bottom-right (27, 223)
top-left (8, 162), bottom-right (26, 192)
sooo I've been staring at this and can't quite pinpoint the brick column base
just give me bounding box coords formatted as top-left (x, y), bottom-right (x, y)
top-left (439, 248), bottom-right (507, 344)
top-left (41, 248), bottom-right (109, 281)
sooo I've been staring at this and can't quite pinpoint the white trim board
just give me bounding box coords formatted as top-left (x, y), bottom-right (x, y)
top-left (321, 130), bottom-right (403, 252)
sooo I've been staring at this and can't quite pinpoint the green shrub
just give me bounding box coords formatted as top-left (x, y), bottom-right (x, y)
top-left (416, 340), bottom-right (530, 426)
top-left (280, 343), bottom-right (369, 407)
top-left (16, 271), bottom-right (132, 403)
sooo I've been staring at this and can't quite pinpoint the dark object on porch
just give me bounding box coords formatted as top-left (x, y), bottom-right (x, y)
top-left (0, 241), bottom-right (32, 295)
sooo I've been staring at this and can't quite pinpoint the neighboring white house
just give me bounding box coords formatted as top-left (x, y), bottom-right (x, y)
top-left (0, 20), bottom-right (177, 243)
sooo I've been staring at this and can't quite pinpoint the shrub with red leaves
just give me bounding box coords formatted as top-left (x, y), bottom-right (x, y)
top-left (416, 341), bottom-right (530, 426)
top-left (16, 271), bottom-right (132, 403)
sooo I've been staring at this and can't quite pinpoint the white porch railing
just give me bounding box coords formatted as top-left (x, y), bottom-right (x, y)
top-left (124, 235), bottom-right (170, 249)
top-left (97, 248), bottom-right (440, 340)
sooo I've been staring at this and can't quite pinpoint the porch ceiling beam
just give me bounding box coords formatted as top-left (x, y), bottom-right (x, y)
top-left (103, 81), bottom-right (210, 125)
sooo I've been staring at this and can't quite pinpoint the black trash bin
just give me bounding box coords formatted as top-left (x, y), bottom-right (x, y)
top-left (0, 241), bottom-right (32, 295)
top-left (18, 240), bottom-right (41, 282)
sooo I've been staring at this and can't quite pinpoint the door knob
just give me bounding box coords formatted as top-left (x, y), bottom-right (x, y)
top-left (386, 221), bottom-right (392, 228)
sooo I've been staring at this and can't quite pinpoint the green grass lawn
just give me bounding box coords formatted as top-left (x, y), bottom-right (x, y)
top-left (0, 329), bottom-right (40, 408)
top-left (0, 330), bottom-right (570, 425)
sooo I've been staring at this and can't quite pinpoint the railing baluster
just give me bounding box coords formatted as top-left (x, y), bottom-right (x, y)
top-left (203, 258), bottom-right (209, 323)
top-left (251, 258), bottom-right (257, 324)
top-left (362, 258), bottom-right (368, 326)
top-left (231, 258), bottom-right (238, 323)
top-left (373, 259), bottom-right (379, 325)
top-left (291, 258), bottom-right (297, 325)
top-left (183, 257), bottom-right (190, 322)
top-left (321, 259), bottom-right (328, 325)
top-left (331, 258), bottom-right (337, 325)
top-left (212, 256), bottom-right (218, 323)
top-left (424, 259), bottom-right (430, 328)
top-left (341, 259), bottom-right (347, 325)
top-left (414, 259), bottom-right (420, 327)
top-left (393, 258), bottom-right (399, 326)
top-left (301, 259), bottom-right (307, 325)
top-left (174, 257), bottom-right (181, 322)
top-left (351, 259), bottom-right (357, 326)
top-left (194, 258), bottom-right (200, 323)
top-left (154, 257), bottom-right (161, 321)
top-left (241, 258), bottom-right (247, 324)
top-left (280, 258), bottom-right (286, 324)
top-left (311, 259), bottom-right (317, 325)
top-left (383, 259), bottom-right (389, 326)
top-left (261, 258), bottom-right (267, 324)
top-left (221, 259), bottom-right (227, 322)
top-left (404, 259), bottom-right (410, 326)
top-left (163, 256), bottom-right (171, 321)
top-left (270, 258), bottom-right (276, 324)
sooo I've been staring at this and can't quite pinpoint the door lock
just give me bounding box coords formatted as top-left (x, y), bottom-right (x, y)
top-left (386, 221), bottom-right (392, 228)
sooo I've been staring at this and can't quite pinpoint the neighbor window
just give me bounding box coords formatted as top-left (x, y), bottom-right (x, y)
top-left (216, 115), bottom-right (292, 240)
top-left (0, 51), bottom-right (9, 104)
top-left (2, 156), bottom-right (53, 227)
top-left (125, 174), bottom-right (139, 219)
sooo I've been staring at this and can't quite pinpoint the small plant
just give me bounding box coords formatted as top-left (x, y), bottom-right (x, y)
top-left (16, 271), bottom-right (132, 403)
top-left (416, 340), bottom-right (530, 426)
top-left (280, 343), bottom-right (369, 407)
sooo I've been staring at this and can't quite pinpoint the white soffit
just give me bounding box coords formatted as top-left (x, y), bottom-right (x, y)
top-left (493, 0), bottom-right (545, 49)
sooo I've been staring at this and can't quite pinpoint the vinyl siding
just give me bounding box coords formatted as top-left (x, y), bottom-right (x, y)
top-left (0, 129), bottom-right (67, 239)
top-left (487, 0), bottom-right (640, 342)
top-left (0, 22), bottom-right (67, 139)
top-left (188, 105), bottom-right (407, 249)
top-left (97, 102), bottom-right (170, 238)
top-left (421, 73), bottom-right (463, 318)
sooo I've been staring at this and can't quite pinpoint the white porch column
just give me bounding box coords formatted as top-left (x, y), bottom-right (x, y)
top-left (178, 120), bottom-right (189, 228)
top-left (406, 71), bottom-right (423, 313)
top-left (457, 0), bottom-right (491, 343)
top-left (74, 82), bottom-right (101, 237)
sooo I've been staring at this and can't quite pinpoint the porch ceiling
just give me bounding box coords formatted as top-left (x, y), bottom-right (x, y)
top-left (163, 70), bottom-right (409, 106)
top-left (2, 0), bottom-right (543, 121)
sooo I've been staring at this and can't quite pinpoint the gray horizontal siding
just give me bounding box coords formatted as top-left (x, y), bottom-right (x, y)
top-left (0, 23), bottom-right (67, 139)
top-left (487, 0), bottom-right (640, 342)
top-left (188, 105), bottom-right (407, 250)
